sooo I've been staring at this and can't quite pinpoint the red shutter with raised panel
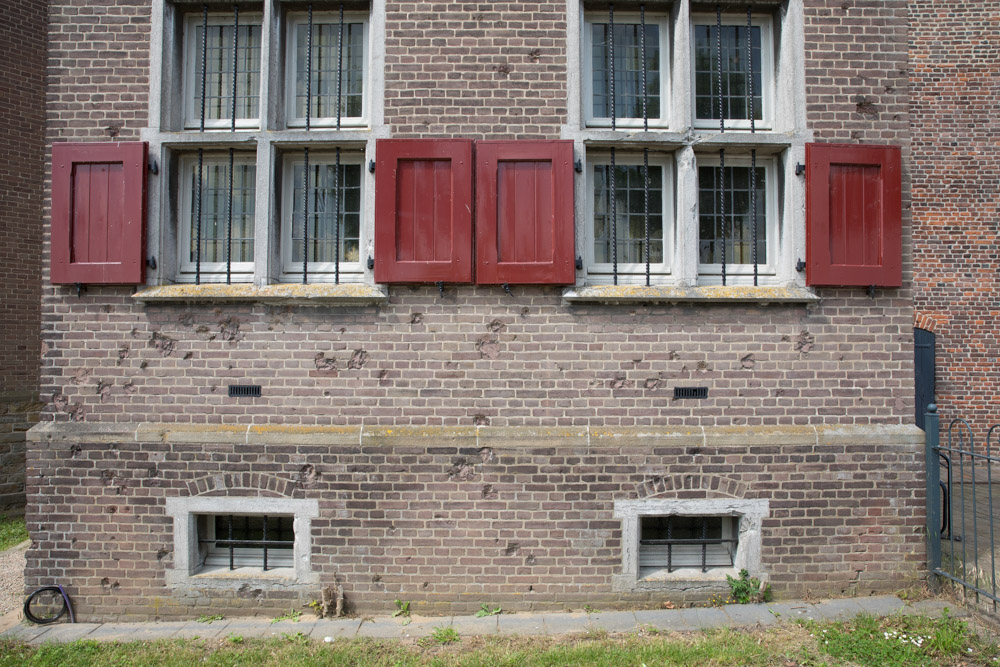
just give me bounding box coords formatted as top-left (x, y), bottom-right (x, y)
top-left (474, 141), bottom-right (575, 284)
top-left (51, 141), bottom-right (148, 284)
top-left (806, 143), bottom-right (902, 287)
top-left (374, 139), bottom-right (474, 283)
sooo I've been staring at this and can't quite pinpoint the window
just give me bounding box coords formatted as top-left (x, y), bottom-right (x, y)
top-left (583, 12), bottom-right (669, 128)
top-left (286, 11), bottom-right (369, 127)
top-left (198, 514), bottom-right (294, 574)
top-left (697, 155), bottom-right (776, 281)
top-left (691, 13), bottom-right (772, 130)
top-left (281, 151), bottom-right (364, 280)
top-left (585, 152), bottom-right (672, 283)
top-left (165, 496), bottom-right (319, 586)
top-left (183, 12), bottom-right (262, 130)
top-left (612, 497), bottom-right (769, 591)
top-left (178, 153), bottom-right (257, 282)
top-left (639, 515), bottom-right (738, 577)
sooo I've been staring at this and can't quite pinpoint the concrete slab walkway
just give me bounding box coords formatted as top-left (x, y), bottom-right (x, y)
top-left (0, 595), bottom-right (966, 646)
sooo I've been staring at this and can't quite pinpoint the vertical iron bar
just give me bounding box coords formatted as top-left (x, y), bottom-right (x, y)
top-left (644, 149), bottom-right (650, 286)
top-left (701, 516), bottom-right (708, 573)
top-left (609, 4), bottom-right (615, 130)
top-left (666, 516), bottom-right (672, 573)
top-left (226, 148), bottom-right (234, 284)
top-left (717, 5), bottom-right (723, 133)
top-left (971, 430), bottom-right (980, 603)
top-left (195, 150), bottom-right (204, 285)
top-left (335, 147), bottom-right (342, 284)
top-left (231, 5), bottom-right (239, 132)
top-left (336, 3), bottom-right (344, 129)
top-left (228, 515), bottom-right (234, 571)
top-left (748, 7), bottom-right (758, 285)
top-left (720, 150), bottom-right (726, 286)
top-left (216, 25), bottom-right (225, 118)
top-left (303, 148), bottom-right (310, 283)
top-left (610, 149), bottom-right (617, 284)
top-left (263, 515), bottom-right (269, 572)
top-left (200, 5), bottom-right (208, 132)
top-left (958, 427), bottom-right (968, 596)
top-left (640, 4), bottom-right (647, 132)
top-left (306, 4), bottom-right (313, 129)
top-left (987, 426), bottom-right (998, 612)
top-left (925, 405), bottom-right (942, 578)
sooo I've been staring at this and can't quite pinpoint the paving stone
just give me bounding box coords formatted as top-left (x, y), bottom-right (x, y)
top-left (497, 613), bottom-right (545, 635)
top-left (541, 612), bottom-right (589, 636)
top-left (27, 622), bottom-right (100, 643)
top-left (812, 598), bottom-right (866, 621)
top-left (85, 623), bottom-right (177, 643)
top-left (450, 614), bottom-right (499, 636)
top-left (397, 616), bottom-right (451, 639)
top-left (268, 619), bottom-right (316, 639)
top-left (766, 601), bottom-right (820, 622)
top-left (587, 610), bottom-right (637, 633)
top-left (172, 620), bottom-right (232, 639)
top-left (905, 599), bottom-right (969, 617)
top-left (687, 607), bottom-right (730, 629)
top-left (0, 623), bottom-right (53, 642)
top-left (356, 618), bottom-right (406, 639)
top-left (216, 620), bottom-right (282, 639)
top-left (309, 618), bottom-right (361, 640)
top-left (633, 608), bottom-right (697, 633)
top-left (722, 603), bottom-right (775, 627)
top-left (853, 595), bottom-right (905, 618)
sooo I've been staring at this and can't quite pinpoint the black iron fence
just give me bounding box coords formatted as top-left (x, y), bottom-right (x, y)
top-left (925, 404), bottom-right (999, 615)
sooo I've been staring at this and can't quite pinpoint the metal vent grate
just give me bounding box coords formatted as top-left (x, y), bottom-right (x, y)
top-left (228, 384), bottom-right (262, 398)
top-left (673, 386), bottom-right (708, 400)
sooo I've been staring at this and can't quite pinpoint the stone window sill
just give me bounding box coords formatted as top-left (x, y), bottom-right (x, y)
top-left (133, 283), bottom-right (388, 305)
top-left (562, 285), bottom-right (819, 304)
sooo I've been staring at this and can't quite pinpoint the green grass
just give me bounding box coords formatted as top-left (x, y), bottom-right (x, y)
top-left (0, 613), bottom-right (996, 666)
top-left (0, 515), bottom-right (28, 551)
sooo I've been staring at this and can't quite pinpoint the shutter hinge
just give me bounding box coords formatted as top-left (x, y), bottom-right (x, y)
top-left (435, 281), bottom-right (445, 298)
top-left (502, 283), bottom-right (513, 297)
top-left (74, 282), bottom-right (86, 298)
top-left (147, 256), bottom-right (157, 270)
top-left (867, 285), bottom-right (877, 299)
top-left (795, 163), bottom-right (805, 176)
top-left (367, 256), bottom-right (374, 270)
top-left (795, 259), bottom-right (806, 273)
top-left (148, 159), bottom-right (159, 175)
top-left (575, 256), bottom-right (583, 270)
top-left (368, 160), bottom-right (376, 173)
top-left (574, 159), bottom-right (583, 173)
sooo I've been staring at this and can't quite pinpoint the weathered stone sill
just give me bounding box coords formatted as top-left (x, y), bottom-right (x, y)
top-left (132, 283), bottom-right (388, 305)
top-left (562, 285), bottom-right (820, 304)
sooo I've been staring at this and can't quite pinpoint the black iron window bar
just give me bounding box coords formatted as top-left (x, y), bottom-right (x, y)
top-left (640, 516), bottom-right (738, 573)
top-left (200, 515), bottom-right (294, 572)
top-left (302, 3), bottom-right (346, 285)
top-left (195, 4), bottom-right (242, 286)
top-left (714, 4), bottom-right (760, 286)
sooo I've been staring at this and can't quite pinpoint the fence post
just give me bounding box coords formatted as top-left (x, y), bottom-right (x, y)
top-left (925, 403), bottom-right (942, 585)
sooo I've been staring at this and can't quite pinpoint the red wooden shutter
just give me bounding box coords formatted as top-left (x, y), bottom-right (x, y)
top-left (474, 141), bottom-right (575, 284)
top-left (51, 141), bottom-right (148, 285)
top-left (374, 139), bottom-right (474, 283)
top-left (806, 143), bottom-right (901, 287)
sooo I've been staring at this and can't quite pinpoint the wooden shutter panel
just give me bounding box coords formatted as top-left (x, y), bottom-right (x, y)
top-left (806, 143), bottom-right (902, 287)
top-left (474, 141), bottom-right (575, 285)
top-left (51, 141), bottom-right (148, 285)
top-left (374, 139), bottom-right (473, 283)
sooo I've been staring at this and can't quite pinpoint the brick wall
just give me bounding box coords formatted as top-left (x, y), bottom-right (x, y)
top-left (910, 1), bottom-right (1000, 431)
top-left (26, 0), bottom-right (925, 617)
top-left (0, 0), bottom-right (47, 510)
top-left (25, 424), bottom-right (925, 621)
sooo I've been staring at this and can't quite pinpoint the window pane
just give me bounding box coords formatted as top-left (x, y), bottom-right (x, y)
top-left (698, 165), bottom-right (766, 265)
top-left (191, 21), bottom-right (261, 123)
top-left (291, 160), bottom-right (362, 264)
top-left (591, 22), bottom-right (661, 120)
top-left (188, 158), bottom-right (256, 264)
top-left (295, 21), bottom-right (366, 120)
top-left (693, 24), bottom-right (762, 122)
top-left (593, 163), bottom-right (663, 264)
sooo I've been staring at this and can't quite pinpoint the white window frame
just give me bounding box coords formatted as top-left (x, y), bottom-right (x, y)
top-left (690, 12), bottom-right (774, 131)
top-left (585, 151), bottom-right (674, 283)
top-left (582, 11), bottom-right (671, 130)
top-left (280, 151), bottom-right (366, 282)
top-left (612, 497), bottom-right (768, 590)
top-left (177, 152), bottom-right (257, 283)
top-left (182, 12), bottom-right (263, 131)
top-left (696, 153), bottom-right (779, 284)
top-left (165, 496), bottom-right (319, 586)
top-left (285, 11), bottom-right (371, 129)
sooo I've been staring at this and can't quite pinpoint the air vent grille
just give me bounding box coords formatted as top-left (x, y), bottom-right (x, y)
top-left (228, 384), bottom-right (262, 398)
top-left (673, 386), bottom-right (708, 400)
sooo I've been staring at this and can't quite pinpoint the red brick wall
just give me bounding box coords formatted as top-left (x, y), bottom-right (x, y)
top-left (0, 0), bottom-right (47, 510)
top-left (910, 1), bottom-right (1000, 430)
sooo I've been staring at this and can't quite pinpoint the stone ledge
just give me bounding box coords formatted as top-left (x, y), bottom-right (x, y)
top-left (132, 283), bottom-right (388, 305)
top-left (28, 421), bottom-right (924, 448)
top-left (562, 285), bottom-right (819, 304)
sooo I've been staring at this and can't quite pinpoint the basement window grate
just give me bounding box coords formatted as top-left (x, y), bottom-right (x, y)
top-left (673, 386), bottom-right (708, 400)
top-left (639, 515), bottom-right (738, 574)
top-left (198, 514), bottom-right (294, 572)
top-left (228, 384), bottom-right (262, 398)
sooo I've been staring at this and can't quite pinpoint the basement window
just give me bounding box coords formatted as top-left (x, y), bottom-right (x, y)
top-left (197, 514), bottom-right (295, 575)
top-left (639, 515), bottom-right (738, 577)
